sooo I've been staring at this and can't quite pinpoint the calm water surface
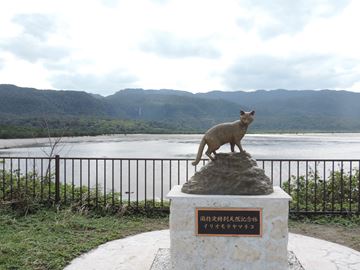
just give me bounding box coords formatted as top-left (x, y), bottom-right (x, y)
top-left (1, 133), bottom-right (360, 159)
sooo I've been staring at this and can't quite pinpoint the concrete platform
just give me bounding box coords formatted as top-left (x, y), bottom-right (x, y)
top-left (149, 249), bottom-right (304, 270)
top-left (64, 230), bottom-right (360, 270)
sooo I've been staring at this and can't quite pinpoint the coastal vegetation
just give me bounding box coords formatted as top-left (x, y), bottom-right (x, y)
top-left (0, 117), bottom-right (190, 139)
top-left (283, 169), bottom-right (360, 213)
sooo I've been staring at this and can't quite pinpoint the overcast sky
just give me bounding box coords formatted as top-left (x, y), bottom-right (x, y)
top-left (0, 0), bottom-right (359, 95)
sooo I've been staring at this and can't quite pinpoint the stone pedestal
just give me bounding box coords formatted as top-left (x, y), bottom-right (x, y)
top-left (167, 185), bottom-right (291, 270)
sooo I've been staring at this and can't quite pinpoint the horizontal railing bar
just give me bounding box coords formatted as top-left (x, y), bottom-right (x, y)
top-left (58, 157), bottom-right (207, 161)
top-left (0, 157), bottom-right (203, 161)
top-left (258, 159), bottom-right (360, 162)
top-left (0, 157), bottom-right (56, 160)
top-left (0, 156), bottom-right (359, 162)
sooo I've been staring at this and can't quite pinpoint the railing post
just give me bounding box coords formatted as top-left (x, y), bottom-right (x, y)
top-left (55, 155), bottom-right (60, 203)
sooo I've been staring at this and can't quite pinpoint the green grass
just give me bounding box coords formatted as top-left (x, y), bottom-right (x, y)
top-left (0, 207), bottom-right (169, 270)
top-left (289, 214), bottom-right (360, 227)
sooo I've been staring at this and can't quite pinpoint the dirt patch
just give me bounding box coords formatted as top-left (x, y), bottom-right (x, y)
top-left (289, 221), bottom-right (360, 252)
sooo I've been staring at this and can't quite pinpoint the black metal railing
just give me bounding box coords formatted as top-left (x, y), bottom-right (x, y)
top-left (0, 156), bottom-right (359, 215)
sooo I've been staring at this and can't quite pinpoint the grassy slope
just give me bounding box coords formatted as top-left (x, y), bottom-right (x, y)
top-left (0, 208), bottom-right (168, 270)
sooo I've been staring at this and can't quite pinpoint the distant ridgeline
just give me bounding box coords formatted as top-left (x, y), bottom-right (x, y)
top-left (1, 84), bottom-right (360, 138)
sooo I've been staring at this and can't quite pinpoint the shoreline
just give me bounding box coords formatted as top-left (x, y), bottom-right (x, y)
top-left (1, 133), bottom-right (360, 150)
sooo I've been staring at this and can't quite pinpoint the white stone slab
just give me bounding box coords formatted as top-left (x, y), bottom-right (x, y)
top-left (64, 230), bottom-right (360, 270)
top-left (64, 230), bottom-right (170, 270)
top-left (167, 185), bottom-right (291, 270)
top-left (150, 249), bottom-right (305, 270)
top-left (289, 233), bottom-right (360, 270)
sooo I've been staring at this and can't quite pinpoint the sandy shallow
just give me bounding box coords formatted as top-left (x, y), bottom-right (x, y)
top-left (0, 137), bottom-right (49, 149)
top-left (0, 134), bottom-right (202, 149)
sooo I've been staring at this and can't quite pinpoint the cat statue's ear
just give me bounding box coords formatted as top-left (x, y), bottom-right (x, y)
top-left (240, 110), bottom-right (245, 115)
top-left (250, 110), bottom-right (255, 115)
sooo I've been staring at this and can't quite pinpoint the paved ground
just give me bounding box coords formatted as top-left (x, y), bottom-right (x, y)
top-left (149, 249), bottom-right (304, 270)
top-left (288, 234), bottom-right (360, 270)
top-left (65, 230), bottom-right (360, 270)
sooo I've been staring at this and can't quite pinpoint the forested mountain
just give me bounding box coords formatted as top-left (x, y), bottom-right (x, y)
top-left (0, 84), bottom-right (112, 117)
top-left (106, 89), bottom-right (239, 130)
top-left (199, 89), bottom-right (360, 118)
top-left (1, 84), bottom-right (360, 138)
top-left (197, 89), bottom-right (360, 132)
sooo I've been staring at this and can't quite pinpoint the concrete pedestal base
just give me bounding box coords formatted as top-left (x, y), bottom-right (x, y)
top-left (167, 185), bottom-right (291, 270)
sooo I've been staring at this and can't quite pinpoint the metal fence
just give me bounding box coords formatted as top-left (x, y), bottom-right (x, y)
top-left (1, 156), bottom-right (359, 215)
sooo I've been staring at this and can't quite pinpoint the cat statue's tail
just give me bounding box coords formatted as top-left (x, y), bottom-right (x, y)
top-left (192, 138), bottom-right (206, 166)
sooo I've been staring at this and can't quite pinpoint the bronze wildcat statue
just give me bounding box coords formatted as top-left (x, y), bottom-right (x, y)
top-left (192, 110), bottom-right (255, 166)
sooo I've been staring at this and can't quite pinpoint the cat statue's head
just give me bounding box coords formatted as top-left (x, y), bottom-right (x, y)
top-left (240, 110), bottom-right (255, 125)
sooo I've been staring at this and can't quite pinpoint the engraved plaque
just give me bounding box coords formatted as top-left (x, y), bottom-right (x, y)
top-left (195, 208), bottom-right (262, 236)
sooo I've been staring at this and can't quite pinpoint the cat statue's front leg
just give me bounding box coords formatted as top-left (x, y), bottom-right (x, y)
top-left (236, 142), bottom-right (245, 152)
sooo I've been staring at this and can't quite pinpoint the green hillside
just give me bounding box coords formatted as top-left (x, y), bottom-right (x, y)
top-left (1, 84), bottom-right (360, 138)
top-left (0, 84), bottom-right (112, 117)
top-left (198, 89), bottom-right (360, 132)
top-left (106, 89), bottom-right (239, 130)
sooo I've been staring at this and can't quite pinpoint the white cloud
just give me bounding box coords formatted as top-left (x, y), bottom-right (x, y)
top-left (99, 0), bottom-right (120, 8)
top-left (223, 54), bottom-right (359, 90)
top-left (0, 12), bottom-right (70, 63)
top-left (0, 0), bottom-right (359, 93)
top-left (2, 35), bottom-right (70, 63)
top-left (12, 13), bottom-right (57, 41)
top-left (50, 70), bottom-right (138, 95)
top-left (140, 31), bottom-right (221, 59)
top-left (236, 0), bottom-right (351, 39)
top-left (0, 54), bottom-right (53, 89)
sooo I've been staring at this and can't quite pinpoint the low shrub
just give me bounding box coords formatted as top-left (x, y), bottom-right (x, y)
top-left (282, 168), bottom-right (359, 213)
top-left (0, 166), bottom-right (168, 216)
